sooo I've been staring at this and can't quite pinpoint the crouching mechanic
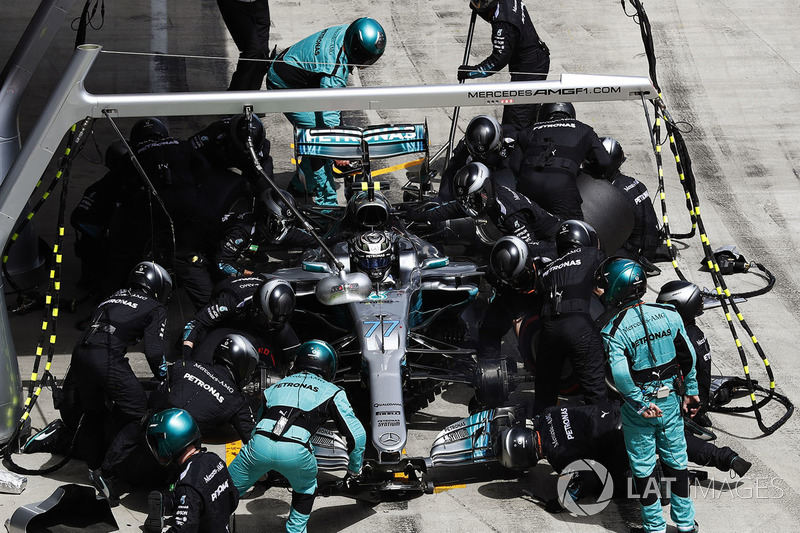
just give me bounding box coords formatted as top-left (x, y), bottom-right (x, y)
top-left (228, 340), bottom-right (366, 532)
top-left (599, 258), bottom-right (700, 533)
top-left (145, 408), bottom-right (238, 533)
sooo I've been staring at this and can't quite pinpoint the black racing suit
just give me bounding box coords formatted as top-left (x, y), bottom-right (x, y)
top-left (477, 271), bottom-right (542, 360)
top-left (216, 0), bottom-right (271, 91)
top-left (468, 0), bottom-right (550, 130)
top-left (532, 404), bottom-right (741, 497)
top-left (516, 118), bottom-right (612, 220)
top-left (405, 184), bottom-right (561, 255)
top-left (174, 210), bottom-right (258, 310)
top-left (182, 275), bottom-right (300, 369)
top-left (686, 323), bottom-right (712, 409)
top-left (438, 126), bottom-right (523, 201)
top-left (164, 449), bottom-right (239, 532)
top-left (609, 171), bottom-right (661, 261)
top-left (60, 289), bottom-right (168, 475)
top-left (188, 115), bottom-right (274, 189)
top-left (157, 360), bottom-right (256, 443)
top-left (533, 246), bottom-right (607, 414)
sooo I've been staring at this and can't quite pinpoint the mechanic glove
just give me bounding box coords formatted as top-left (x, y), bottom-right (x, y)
top-left (343, 471), bottom-right (361, 489)
top-left (457, 65), bottom-right (482, 82)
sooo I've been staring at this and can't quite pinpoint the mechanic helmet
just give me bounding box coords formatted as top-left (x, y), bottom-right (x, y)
top-left (555, 220), bottom-right (599, 256)
top-left (599, 257), bottom-right (647, 307)
top-left (344, 18), bottom-right (386, 67)
top-left (348, 190), bottom-right (391, 229)
top-left (293, 339), bottom-right (338, 381)
top-left (656, 280), bottom-right (704, 323)
top-left (537, 102), bottom-right (576, 122)
top-left (351, 230), bottom-right (394, 282)
top-left (496, 426), bottom-right (540, 470)
top-left (453, 162), bottom-right (493, 217)
top-left (130, 117), bottom-right (168, 146)
top-left (228, 113), bottom-right (266, 159)
top-left (254, 279), bottom-right (296, 329)
top-left (490, 236), bottom-right (536, 290)
top-left (213, 333), bottom-right (260, 389)
top-left (600, 136), bottom-right (626, 176)
top-left (146, 408), bottom-right (201, 466)
top-left (465, 115), bottom-right (503, 162)
top-left (105, 140), bottom-right (129, 170)
top-left (127, 261), bottom-right (173, 304)
top-left (258, 187), bottom-right (297, 243)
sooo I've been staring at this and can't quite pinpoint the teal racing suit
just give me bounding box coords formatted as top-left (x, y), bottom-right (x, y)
top-left (267, 24), bottom-right (351, 206)
top-left (228, 371), bottom-right (366, 532)
top-left (601, 302), bottom-right (698, 533)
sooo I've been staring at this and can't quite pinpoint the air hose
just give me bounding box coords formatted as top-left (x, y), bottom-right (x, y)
top-left (624, 0), bottom-right (793, 434)
top-left (3, 119), bottom-right (92, 473)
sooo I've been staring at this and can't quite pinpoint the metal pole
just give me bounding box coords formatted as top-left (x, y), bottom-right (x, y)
top-left (444, 10), bottom-right (478, 169)
top-left (0, 0), bottom-right (76, 446)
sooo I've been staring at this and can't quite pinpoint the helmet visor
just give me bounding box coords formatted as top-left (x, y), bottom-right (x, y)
top-left (146, 431), bottom-right (171, 465)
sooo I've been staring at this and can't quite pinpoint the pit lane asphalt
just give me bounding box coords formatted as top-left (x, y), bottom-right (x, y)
top-left (2, 1), bottom-right (800, 532)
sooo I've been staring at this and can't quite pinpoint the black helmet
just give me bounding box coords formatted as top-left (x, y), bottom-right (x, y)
top-left (465, 115), bottom-right (503, 162)
top-left (146, 408), bottom-right (201, 466)
top-left (228, 114), bottom-right (266, 158)
top-left (351, 230), bottom-right (393, 282)
top-left (496, 426), bottom-right (540, 470)
top-left (258, 188), bottom-right (297, 243)
top-left (599, 257), bottom-right (647, 307)
top-left (348, 190), bottom-right (391, 229)
top-left (656, 280), bottom-right (704, 323)
top-left (490, 236), bottom-right (536, 291)
top-left (255, 279), bottom-right (296, 329)
top-left (538, 102), bottom-right (576, 122)
top-left (555, 220), bottom-right (599, 256)
top-left (130, 117), bottom-right (169, 146)
top-left (293, 339), bottom-right (338, 381)
top-left (128, 261), bottom-right (173, 304)
top-left (453, 162), bottom-right (492, 217)
top-left (600, 136), bottom-right (626, 177)
top-left (213, 333), bottom-right (260, 389)
top-left (344, 18), bottom-right (386, 67)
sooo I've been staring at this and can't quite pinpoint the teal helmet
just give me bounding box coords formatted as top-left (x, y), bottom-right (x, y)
top-left (146, 408), bottom-right (201, 466)
top-left (599, 258), bottom-right (647, 307)
top-left (292, 340), bottom-right (338, 381)
top-left (344, 18), bottom-right (386, 67)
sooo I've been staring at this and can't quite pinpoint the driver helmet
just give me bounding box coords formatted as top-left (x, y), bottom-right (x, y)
top-left (254, 279), bottom-right (296, 330)
top-left (351, 230), bottom-right (394, 282)
top-left (127, 261), bottom-right (173, 304)
top-left (453, 162), bottom-right (493, 217)
top-left (656, 280), bottom-right (704, 323)
top-left (146, 408), bottom-right (201, 466)
top-left (258, 187), bottom-right (297, 243)
top-left (344, 18), bottom-right (386, 67)
top-left (213, 333), bottom-right (260, 389)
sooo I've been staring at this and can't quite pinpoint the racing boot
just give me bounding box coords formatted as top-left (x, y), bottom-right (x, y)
top-left (22, 419), bottom-right (70, 454)
top-left (89, 468), bottom-right (121, 506)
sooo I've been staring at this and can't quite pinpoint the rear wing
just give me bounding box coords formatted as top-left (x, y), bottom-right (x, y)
top-left (294, 123), bottom-right (429, 160)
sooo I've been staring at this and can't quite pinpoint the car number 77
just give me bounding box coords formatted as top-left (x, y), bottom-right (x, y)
top-left (363, 320), bottom-right (400, 338)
